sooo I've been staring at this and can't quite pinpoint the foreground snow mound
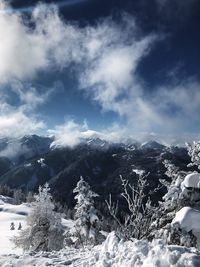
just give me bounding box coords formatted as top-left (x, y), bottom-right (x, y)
top-left (84, 232), bottom-right (200, 267)
top-left (172, 207), bottom-right (200, 233)
top-left (182, 173), bottom-right (200, 188)
top-left (0, 232), bottom-right (199, 266)
top-left (0, 195), bottom-right (13, 205)
top-left (173, 207), bottom-right (200, 249)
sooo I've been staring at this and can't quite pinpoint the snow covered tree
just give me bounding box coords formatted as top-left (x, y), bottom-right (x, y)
top-left (157, 150), bottom-right (200, 249)
top-left (154, 160), bottom-right (189, 243)
top-left (0, 185), bottom-right (13, 197)
top-left (72, 177), bottom-right (100, 245)
top-left (159, 160), bottom-right (188, 213)
top-left (26, 191), bottom-right (35, 203)
top-left (186, 141), bottom-right (200, 169)
top-left (13, 183), bottom-right (64, 251)
top-left (13, 189), bottom-right (24, 205)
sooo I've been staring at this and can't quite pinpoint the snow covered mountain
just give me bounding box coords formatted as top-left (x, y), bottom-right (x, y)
top-left (0, 135), bottom-right (53, 163)
top-left (0, 135), bottom-right (192, 207)
top-left (140, 140), bottom-right (166, 150)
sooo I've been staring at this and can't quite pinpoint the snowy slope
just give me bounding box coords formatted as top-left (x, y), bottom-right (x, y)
top-left (0, 196), bottom-right (73, 256)
top-left (0, 199), bottom-right (29, 255)
top-left (0, 197), bottom-right (200, 266)
top-left (0, 232), bottom-right (199, 266)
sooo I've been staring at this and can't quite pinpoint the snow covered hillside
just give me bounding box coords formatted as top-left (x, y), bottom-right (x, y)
top-left (0, 195), bottom-right (29, 255)
top-left (0, 195), bottom-right (72, 256)
top-left (0, 195), bottom-right (200, 266)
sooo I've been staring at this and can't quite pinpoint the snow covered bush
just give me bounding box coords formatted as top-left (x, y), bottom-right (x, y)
top-left (157, 149), bottom-right (200, 248)
top-left (171, 171), bottom-right (200, 248)
top-left (71, 177), bottom-right (101, 246)
top-left (13, 183), bottom-right (64, 252)
top-left (106, 174), bottom-right (160, 241)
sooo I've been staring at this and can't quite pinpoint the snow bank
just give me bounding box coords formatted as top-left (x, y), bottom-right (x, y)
top-left (172, 207), bottom-right (200, 233)
top-left (84, 233), bottom-right (200, 267)
top-left (173, 207), bottom-right (200, 249)
top-left (0, 211), bottom-right (26, 255)
top-left (0, 195), bottom-right (13, 205)
top-left (183, 173), bottom-right (200, 189)
top-left (0, 200), bottom-right (31, 255)
top-left (0, 231), bottom-right (199, 266)
top-left (0, 198), bottom-right (72, 256)
top-left (1, 197), bottom-right (200, 266)
top-left (102, 231), bottom-right (120, 253)
top-left (0, 202), bottom-right (31, 216)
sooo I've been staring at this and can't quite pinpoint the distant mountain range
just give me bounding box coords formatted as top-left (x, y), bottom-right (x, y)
top-left (0, 135), bottom-right (194, 207)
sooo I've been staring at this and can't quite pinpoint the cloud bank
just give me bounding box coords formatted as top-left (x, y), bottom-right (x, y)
top-left (49, 120), bottom-right (130, 148)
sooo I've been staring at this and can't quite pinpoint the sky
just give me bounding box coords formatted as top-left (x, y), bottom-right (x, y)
top-left (0, 0), bottom-right (200, 145)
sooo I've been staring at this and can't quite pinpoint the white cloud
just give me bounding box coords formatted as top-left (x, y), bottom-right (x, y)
top-left (0, 2), bottom-right (83, 83)
top-left (0, 110), bottom-right (45, 138)
top-left (48, 120), bottom-right (121, 147)
top-left (0, 2), bottom-right (65, 138)
top-left (0, 4), bottom-right (47, 82)
top-left (0, 2), bottom-right (157, 139)
top-left (0, 79), bottom-right (52, 138)
top-left (49, 119), bottom-right (200, 148)
top-left (0, 1), bottom-right (200, 142)
top-left (10, 81), bottom-right (53, 110)
top-left (76, 15), bottom-right (200, 135)
top-left (49, 120), bottom-right (90, 147)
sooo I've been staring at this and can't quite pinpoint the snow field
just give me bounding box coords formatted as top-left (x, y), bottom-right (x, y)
top-left (0, 233), bottom-right (199, 267)
top-left (0, 199), bottom-right (29, 255)
top-left (1, 196), bottom-right (200, 266)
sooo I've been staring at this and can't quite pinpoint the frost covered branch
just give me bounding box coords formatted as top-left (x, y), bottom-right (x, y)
top-left (106, 173), bottom-right (160, 241)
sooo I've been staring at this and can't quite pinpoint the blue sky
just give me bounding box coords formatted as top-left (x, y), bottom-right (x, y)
top-left (0, 0), bottom-right (200, 144)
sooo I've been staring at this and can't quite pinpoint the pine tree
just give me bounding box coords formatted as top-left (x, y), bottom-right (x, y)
top-left (159, 160), bottom-right (188, 212)
top-left (26, 191), bottom-right (35, 203)
top-left (187, 141), bottom-right (200, 168)
top-left (73, 177), bottom-right (99, 245)
top-left (13, 189), bottom-right (24, 205)
top-left (13, 183), bottom-right (64, 251)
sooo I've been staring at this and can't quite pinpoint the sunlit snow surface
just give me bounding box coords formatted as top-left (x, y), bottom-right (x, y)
top-left (0, 196), bottom-right (200, 266)
top-left (183, 172), bottom-right (200, 188)
top-left (0, 196), bottom-right (29, 255)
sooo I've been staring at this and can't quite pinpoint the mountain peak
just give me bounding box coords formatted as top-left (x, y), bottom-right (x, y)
top-left (140, 140), bottom-right (165, 150)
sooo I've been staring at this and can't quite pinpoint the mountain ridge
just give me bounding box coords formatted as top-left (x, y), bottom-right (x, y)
top-left (0, 134), bottom-right (193, 207)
